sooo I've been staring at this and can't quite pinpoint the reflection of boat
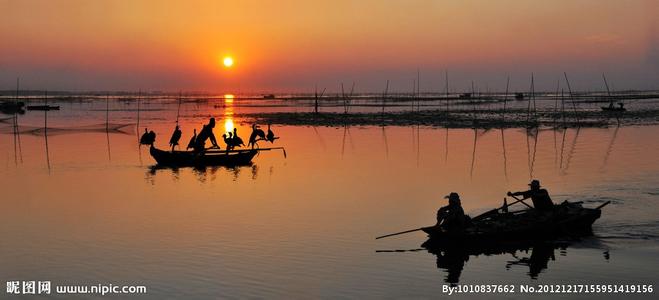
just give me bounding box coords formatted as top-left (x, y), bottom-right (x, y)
top-left (150, 145), bottom-right (257, 167)
top-left (422, 201), bottom-right (603, 245)
top-left (423, 239), bottom-right (574, 283)
top-left (27, 105), bottom-right (60, 111)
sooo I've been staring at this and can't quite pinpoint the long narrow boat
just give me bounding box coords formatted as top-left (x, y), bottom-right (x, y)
top-left (421, 201), bottom-right (605, 247)
top-left (27, 105), bottom-right (60, 111)
top-left (150, 145), bottom-right (258, 167)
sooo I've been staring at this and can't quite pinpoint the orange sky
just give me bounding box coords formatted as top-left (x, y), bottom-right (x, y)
top-left (1, 0), bottom-right (658, 92)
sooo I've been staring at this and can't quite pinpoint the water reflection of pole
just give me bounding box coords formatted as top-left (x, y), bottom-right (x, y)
top-left (500, 128), bottom-right (508, 179)
top-left (600, 126), bottom-right (620, 171)
top-left (381, 126), bottom-right (389, 159)
top-left (312, 126), bottom-right (327, 151)
top-left (530, 128), bottom-right (539, 178)
top-left (469, 128), bottom-right (477, 178)
top-left (106, 94), bottom-right (111, 161)
top-left (416, 124), bottom-right (420, 166)
top-left (444, 127), bottom-right (449, 163)
top-left (564, 127), bottom-right (581, 173)
top-left (559, 128), bottom-right (567, 170)
top-left (44, 91), bottom-right (51, 171)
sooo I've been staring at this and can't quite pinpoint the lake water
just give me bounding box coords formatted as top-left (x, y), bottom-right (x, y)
top-left (1, 96), bottom-right (658, 298)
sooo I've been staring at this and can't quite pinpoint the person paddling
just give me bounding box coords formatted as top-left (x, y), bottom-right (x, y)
top-left (507, 179), bottom-right (554, 212)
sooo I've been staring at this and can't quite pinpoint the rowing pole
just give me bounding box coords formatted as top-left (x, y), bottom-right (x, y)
top-left (203, 147), bottom-right (287, 158)
top-left (376, 195), bottom-right (533, 240)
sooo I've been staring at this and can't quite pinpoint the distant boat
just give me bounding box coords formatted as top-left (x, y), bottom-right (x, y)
top-left (0, 101), bottom-right (25, 114)
top-left (150, 145), bottom-right (257, 167)
top-left (263, 94), bottom-right (276, 99)
top-left (458, 93), bottom-right (472, 99)
top-left (514, 93), bottom-right (524, 100)
top-left (27, 105), bottom-right (60, 111)
top-left (601, 102), bottom-right (626, 112)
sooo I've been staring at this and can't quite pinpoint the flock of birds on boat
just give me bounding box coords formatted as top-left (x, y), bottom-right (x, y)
top-left (139, 123), bottom-right (279, 151)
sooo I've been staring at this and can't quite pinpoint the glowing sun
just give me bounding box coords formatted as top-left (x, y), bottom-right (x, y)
top-left (223, 56), bottom-right (234, 68)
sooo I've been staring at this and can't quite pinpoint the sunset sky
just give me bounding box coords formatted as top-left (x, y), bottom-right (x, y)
top-left (1, 0), bottom-right (658, 92)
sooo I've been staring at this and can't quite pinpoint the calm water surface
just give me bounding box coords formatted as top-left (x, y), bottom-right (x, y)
top-left (1, 98), bottom-right (658, 298)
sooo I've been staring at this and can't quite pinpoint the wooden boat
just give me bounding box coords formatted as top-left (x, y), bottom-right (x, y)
top-left (421, 201), bottom-right (605, 246)
top-left (27, 105), bottom-right (60, 111)
top-left (150, 145), bottom-right (258, 167)
top-left (0, 101), bottom-right (25, 114)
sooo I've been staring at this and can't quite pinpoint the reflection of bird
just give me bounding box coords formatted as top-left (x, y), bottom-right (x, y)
top-left (222, 133), bottom-right (234, 150)
top-left (140, 128), bottom-right (156, 145)
top-left (186, 129), bottom-right (197, 150)
top-left (266, 124), bottom-right (279, 143)
top-left (232, 128), bottom-right (245, 148)
top-left (169, 125), bottom-right (182, 151)
top-left (248, 124), bottom-right (266, 148)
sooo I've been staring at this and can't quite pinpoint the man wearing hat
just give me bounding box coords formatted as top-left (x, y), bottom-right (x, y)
top-left (437, 192), bottom-right (467, 233)
top-left (507, 179), bottom-right (554, 212)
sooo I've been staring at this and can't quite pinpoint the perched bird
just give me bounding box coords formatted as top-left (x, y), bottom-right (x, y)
top-left (222, 133), bottom-right (234, 151)
top-left (186, 129), bottom-right (197, 150)
top-left (169, 125), bottom-right (182, 151)
top-left (248, 124), bottom-right (266, 148)
top-left (266, 124), bottom-right (279, 143)
top-left (140, 128), bottom-right (156, 145)
top-left (232, 128), bottom-right (245, 148)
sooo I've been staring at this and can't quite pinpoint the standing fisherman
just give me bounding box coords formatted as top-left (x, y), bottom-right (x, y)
top-left (193, 118), bottom-right (219, 152)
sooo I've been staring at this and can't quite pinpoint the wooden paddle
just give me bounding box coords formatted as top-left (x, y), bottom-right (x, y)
top-left (375, 226), bottom-right (432, 240)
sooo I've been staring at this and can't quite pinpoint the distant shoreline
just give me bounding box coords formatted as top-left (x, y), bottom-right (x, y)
top-left (239, 109), bottom-right (659, 129)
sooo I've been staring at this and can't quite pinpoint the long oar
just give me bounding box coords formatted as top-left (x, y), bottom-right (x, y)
top-left (204, 147), bottom-right (287, 158)
top-left (595, 201), bottom-right (611, 210)
top-left (376, 226), bottom-right (432, 240)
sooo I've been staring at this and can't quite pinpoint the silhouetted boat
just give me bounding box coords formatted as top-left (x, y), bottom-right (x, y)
top-left (150, 145), bottom-right (257, 167)
top-left (0, 101), bottom-right (25, 114)
top-left (601, 105), bottom-right (626, 112)
top-left (422, 201), bottom-right (604, 246)
top-left (27, 105), bottom-right (60, 111)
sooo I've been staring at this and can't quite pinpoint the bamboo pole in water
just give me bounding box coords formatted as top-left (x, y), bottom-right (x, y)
top-left (445, 71), bottom-right (449, 119)
top-left (502, 76), bottom-right (510, 122)
top-left (563, 72), bottom-right (580, 125)
top-left (136, 90), bottom-right (141, 139)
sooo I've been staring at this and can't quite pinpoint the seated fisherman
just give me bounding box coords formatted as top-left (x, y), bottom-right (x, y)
top-left (437, 192), bottom-right (467, 233)
top-left (507, 179), bottom-right (554, 212)
top-left (193, 118), bottom-right (219, 152)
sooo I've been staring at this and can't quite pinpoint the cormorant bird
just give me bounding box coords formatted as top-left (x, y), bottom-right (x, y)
top-left (222, 133), bottom-right (234, 150)
top-left (266, 124), bottom-right (279, 143)
top-left (232, 128), bottom-right (245, 148)
top-left (248, 124), bottom-right (266, 148)
top-left (169, 125), bottom-right (182, 151)
top-left (140, 128), bottom-right (156, 145)
top-left (186, 129), bottom-right (197, 150)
